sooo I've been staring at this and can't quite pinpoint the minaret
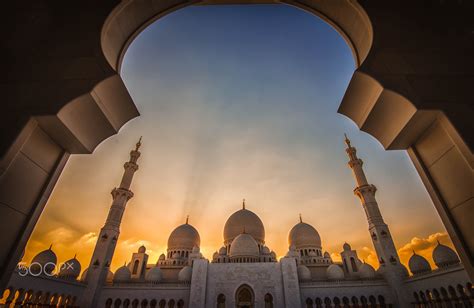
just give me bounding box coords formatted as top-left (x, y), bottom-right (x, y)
top-left (344, 135), bottom-right (409, 306)
top-left (80, 138), bottom-right (142, 307)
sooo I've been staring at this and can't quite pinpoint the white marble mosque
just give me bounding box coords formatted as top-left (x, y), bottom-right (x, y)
top-left (2, 137), bottom-right (472, 307)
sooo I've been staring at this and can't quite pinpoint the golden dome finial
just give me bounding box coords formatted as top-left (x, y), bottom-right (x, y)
top-left (186, 215), bottom-right (189, 224)
top-left (242, 198), bottom-right (246, 210)
top-left (299, 213), bottom-right (302, 223)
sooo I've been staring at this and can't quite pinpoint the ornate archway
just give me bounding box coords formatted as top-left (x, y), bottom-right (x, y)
top-left (235, 284), bottom-right (255, 308)
top-left (0, 1), bottom-right (472, 290)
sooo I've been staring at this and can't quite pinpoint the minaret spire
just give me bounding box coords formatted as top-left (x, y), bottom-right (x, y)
top-left (344, 135), bottom-right (408, 305)
top-left (299, 213), bottom-right (302, 223)
top-left (186, 215), bottom-right (189, 224)
top-left (81, 139), bottom-right (142, 307)
top-left (242, 198), bottom-right (246, 210)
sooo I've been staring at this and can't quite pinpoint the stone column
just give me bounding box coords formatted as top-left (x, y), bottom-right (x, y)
top-left (408, 115), bottom-right (473, 279)
top-left (280, 257), bottom-right (301, 308)
top-left (0, 120), bottom-right (69, 290)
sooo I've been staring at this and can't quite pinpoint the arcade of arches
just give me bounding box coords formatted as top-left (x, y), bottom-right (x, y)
top-left (0, 0), bottom-right (473, 292)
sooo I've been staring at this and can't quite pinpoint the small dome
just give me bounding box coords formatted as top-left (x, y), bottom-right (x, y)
top-left (192, 246), bottom-right (200, 253)
top-left (229, 233), bottom-right (259, 257)
top-left (326, 264), bottom-right (344, 280)
top-left (167, 223), bottom-right (200, 250)
top-left (358, 263), bottom-right (376, 279)
top-left (219, 246), bottom-right (227, 255)
top-left (30, 246), bottom-right (57, 275)
top-left (308, 250), bottom-right (317, 257)
top-left (159, 254), bottom-right (166, 260)
top-left (145, 267), bottom-right (162, 283)
top-left (138, 245), bottom-right (146, 253)
top-left (288, 222), bottom-right (321, 249)
top-left (224, 207), bottom-right (265, 244)
top-left (58, 256), bottom-right (81, 279)
top-left (213, 252), bottom-right (219, 259)
top-left (324, 252), bottom-right (330, 258)
top-left (178, 266), bottom-right (192, 282)
top-left (409, 252), bottom-right (431, 275)
top-left (297, 265), bottom-right (311, 281)
top-left (433, 242), bottom-right (459, 268)
top-left (113, 265), bottom-right (131, 283)
top-left (343, 242), bottom-right (351, 251)
top-left (262, 246), bottom-right (270, 254)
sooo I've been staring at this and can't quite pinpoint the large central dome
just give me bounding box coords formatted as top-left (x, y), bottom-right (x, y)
top-left (224, 202), bottom-right (265, 245)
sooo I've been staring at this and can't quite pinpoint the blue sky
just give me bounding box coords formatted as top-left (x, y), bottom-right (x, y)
top-left (25, 4), bottom-right (449, 270)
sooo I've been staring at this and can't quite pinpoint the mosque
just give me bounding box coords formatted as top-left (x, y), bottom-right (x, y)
top-left (2, 137), bottom-right (472, 307)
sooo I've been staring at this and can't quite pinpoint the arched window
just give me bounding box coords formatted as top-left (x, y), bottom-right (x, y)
top-left (150, 299), bottom-right (157, 308)
top-left (351, 296), bottom-right (359, 308)
top-left (368, 295), bottom-right (376, 307)
top-left (333, 297), bottom-right (341, 308)
top-left (342, 296), bottom-right (350, 307)
top-left (132, 260), bottom-right (140, 274)
top-left (377, 295), bottom-right (386, 308)
top-left (168, 299), bottom-right (175, 308)
top-left (132, 299), bottom-right (139, 308)
top-left (264, 293), bottom-right (273, 308)
top-left (114, 299), bottom-right (122, 308)
top-left (350, 257), bottom-right (358, 272)
top-left (324, 297), bottom-right (331, 308)
top-left (314, 298), bottom-right (322, 308)
top-left (159, 299), bottom-right (166, 308)
top-left (123, 299), bottom-right (131, 308)
top-left (448, 285), bottom-right (459, 302)
top-left (235, 284), bottom-right (254, 308)
top-left (141, 299), bottom-right (148, 308)
top-left (217, 294), bottom-right (225, 308)
top-left (425, 290), bottom-right (433, 303)
top-left (177, 299), bottom-right (184, 308)
top-left (106, 298), bottom-right (113, 308)
top-left (305, 298), bottom-right (313, 308)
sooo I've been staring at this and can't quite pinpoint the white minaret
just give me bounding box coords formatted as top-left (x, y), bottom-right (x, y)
top-left (81, 138), bottom-right (142, 307)
top-left (344, 135), bottom-right (409, 307)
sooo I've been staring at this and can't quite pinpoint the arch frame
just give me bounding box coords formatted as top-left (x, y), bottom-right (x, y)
top-left (0, 0), bottom-right (473, 292)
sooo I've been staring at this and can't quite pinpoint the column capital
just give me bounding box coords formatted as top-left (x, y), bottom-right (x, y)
top-left (354, 184), bottom-right (377, 197)
top-left (111, 187), bottom-right (134, 200)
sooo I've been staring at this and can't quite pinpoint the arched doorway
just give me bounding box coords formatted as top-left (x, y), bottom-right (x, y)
top-left (235, 284), bottom-right (254, 308)
top-left (0, 0), bottom-right (473, 291)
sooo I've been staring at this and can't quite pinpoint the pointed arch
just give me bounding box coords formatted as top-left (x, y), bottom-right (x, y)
top-left (264, 293), bottom-right (273, 308)
top-left (235, 284), bottom-right (254, 308)
top-left (217, 293), bottom-right (226, 308)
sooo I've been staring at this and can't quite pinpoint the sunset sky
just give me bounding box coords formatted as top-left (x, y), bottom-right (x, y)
top-left (24, 4), bottom-right (453, 274)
